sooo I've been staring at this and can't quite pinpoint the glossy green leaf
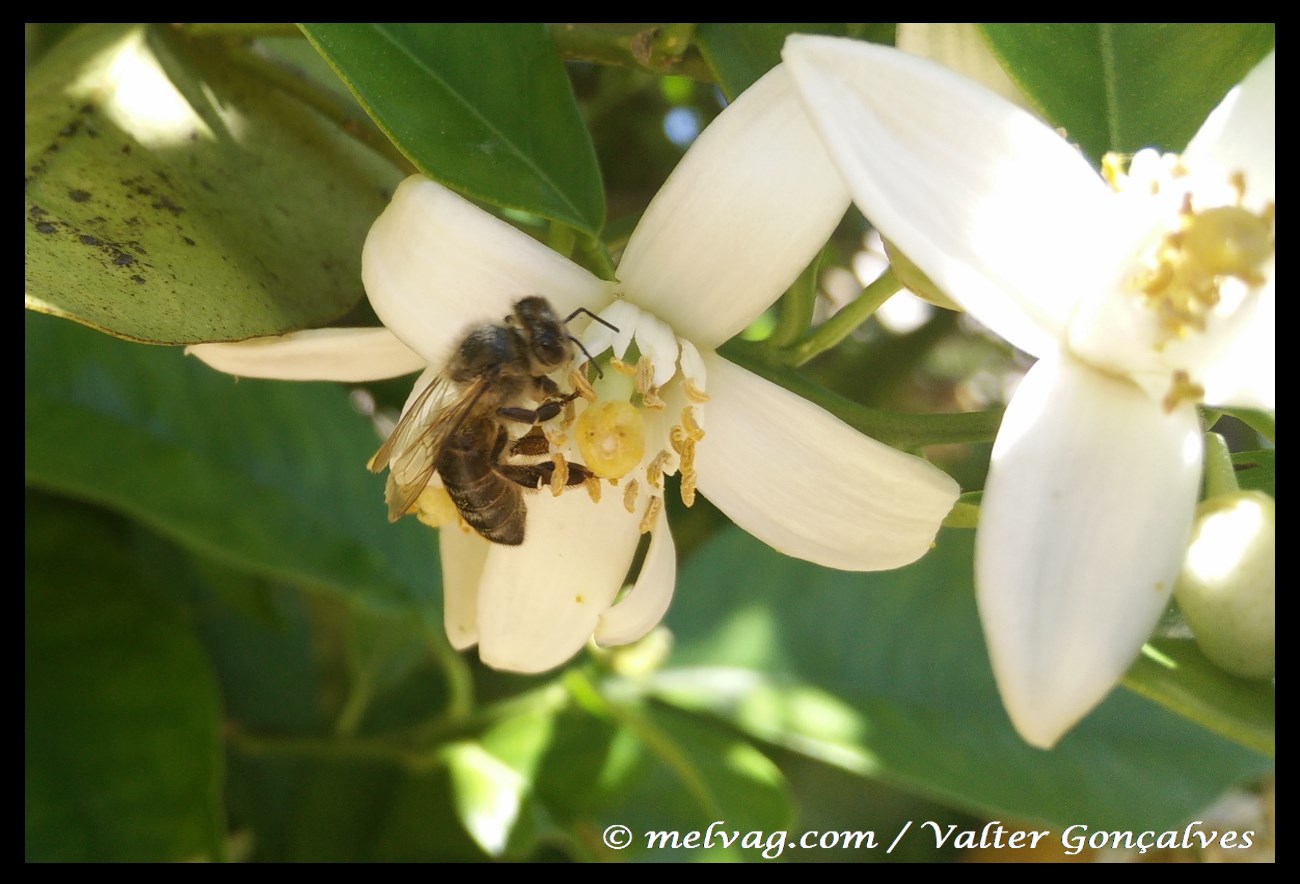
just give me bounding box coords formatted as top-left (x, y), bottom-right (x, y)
top-left (1232, 449), bottom-right (1275, 497)
top-left (24, 310), bottom-right (437, 610)
top-left (980, 23), bottom-right (1275, 162)
top-left (25, 24), bottom-right (400, 343)
top-left (659, 527), bottom-right (1271, 830)
top-left (1123, 640), bottom-right (1274, 756)
top-left (25, 494), bottom-right (225, 862)
top-left (300, 23), bottom-right (605, 236)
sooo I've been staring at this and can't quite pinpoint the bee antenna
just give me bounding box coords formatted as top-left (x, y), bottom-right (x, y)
top-left (569, 336), bottom-right (604, 379)
top-left (563, 306), bottom-right (619, 333)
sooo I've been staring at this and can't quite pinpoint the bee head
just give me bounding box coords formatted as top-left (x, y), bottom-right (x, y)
top-left (512, 296), bottom-right (572, 369)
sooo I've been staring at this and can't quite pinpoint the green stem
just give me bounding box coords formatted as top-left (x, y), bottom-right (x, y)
top-left (780, 267), bottom-right (900, 367)
top-left (548, 23), bottom-right (715, 81)
top-left (565, 671), bottom-right (719, 817)
top-left (651, 23), bottom-right (698, 60)
top-left (768, 246), bottom-right (824, 348)
top-left (720, 339), bottom-right (1003, 450)
top-left (229, 681), bottom-right (571, 773)
top-left (1202, 432), bottom-right (1239, 499)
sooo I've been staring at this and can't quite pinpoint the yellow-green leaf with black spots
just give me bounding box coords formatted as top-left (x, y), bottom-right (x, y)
top-left (25, 24), bottom-right (401, 344)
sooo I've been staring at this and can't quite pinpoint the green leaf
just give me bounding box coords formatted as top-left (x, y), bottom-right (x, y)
top-left (696, 24), bottom-right (858, 99)
top-left (25, 493), bottom-right (225, 862)
top-left (1123, 640), bottom-right (1274, 756)
top-left (1232, 448), bottom-right (1275, 497)
top-left (24, 310), bottom-right (437, 610)
top-left (300, 23), bottom-right (605, 237)
top-left (980, 23), bottom-right (1275, 161)
top-left (658, 527), bottom-right (1271, 830)
top-left (611, 705), bottom-right (793, 862)
top-left (25, 24), bottom-right (400, 343)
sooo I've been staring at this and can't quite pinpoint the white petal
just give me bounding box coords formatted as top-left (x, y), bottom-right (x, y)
top-left (694, 353), bottom-right (959, 570)
top-left (186, 327), bottom-right (425, 381)
top-left (582, 299), bottom-right (639, 360)
top-left (595, 505), bottom-right (677, 646)
top-left (783, 35), bottom-right (1120, 358)
top-left (633, 310), bottom-right (681, 389)
top-left (616, 65), bottom-right (851, 350)
top-left (363, 176), bottom-right (612, 366)
top-left (1200, 279), bottom-right (1275, 411)
top-left (475, 488), bottom-right (643, 673)
top-left (1186, 51), bottom-right (1275, 210)
top-left (976, 355), bottom-right (1202, 749)
top-left (440, 525), bottom-right (490, 651)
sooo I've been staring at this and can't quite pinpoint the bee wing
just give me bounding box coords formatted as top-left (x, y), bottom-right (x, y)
top-left (370, 375), bottom-right (491, 522)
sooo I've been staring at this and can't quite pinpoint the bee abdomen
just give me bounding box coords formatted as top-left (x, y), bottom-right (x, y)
top-left (439, 438), bottom-right (526, 546)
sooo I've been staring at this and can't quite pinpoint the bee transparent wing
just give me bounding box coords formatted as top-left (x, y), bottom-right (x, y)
top-left (369, 375), bottom-right (490, 522)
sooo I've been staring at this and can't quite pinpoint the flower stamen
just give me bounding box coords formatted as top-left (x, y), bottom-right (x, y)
top-left (550, 452), bottom-right (569, 496)
top-left (1162, 370), bottom-right (1206, 414)
top-left (1127, 166), bottom-right (1275, 348)
top-left (639, 494), bottom-right (662, 534)
top-left (623, 478), bottom-right (639, 513)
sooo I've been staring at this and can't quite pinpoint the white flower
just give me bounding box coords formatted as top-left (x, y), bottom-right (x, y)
top-left (190, 64), bottom-right (961, 674)
top-left (784, 36), bottom-right (1274, 747)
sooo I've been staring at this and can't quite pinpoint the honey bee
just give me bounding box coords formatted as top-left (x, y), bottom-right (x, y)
top-left (367, 296), bottom-right (611, 545)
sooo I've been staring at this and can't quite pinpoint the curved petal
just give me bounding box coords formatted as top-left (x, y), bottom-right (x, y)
top-left (694, 353), bottom-right (959, 571)
top-left (440, 525), bottom-right (490, 651)
top-left (976, 355), bottom-right (1202, 749)
top-left (186, 327), bottom-right (425, 381)
top-left (595, 506), bottom-right (676, 646)
top-left (783, 35), bottom-right (1120, 358)
top-left (363, 176), bottom-right (612, 366)
top-left (616, 65), bottom-right (851, 350)
top-left (1186, 51), bottom-right (1275, 210)
top-left (475, 488), bottom-right (643, 673)
top-left (1200, 278), bottom-right (1275, 411)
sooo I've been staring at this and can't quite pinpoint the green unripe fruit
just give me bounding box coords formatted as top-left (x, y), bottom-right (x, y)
top-left (1174, 491), bottom-right (1275, 679)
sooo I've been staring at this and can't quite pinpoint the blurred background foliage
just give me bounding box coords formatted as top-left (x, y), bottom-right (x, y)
top-left (26, 23), bottom-right (1273, 861)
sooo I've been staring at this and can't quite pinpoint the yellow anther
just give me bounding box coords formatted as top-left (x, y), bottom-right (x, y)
top-left (669, 424), bottom-right (687, 455)
top-left (635, 356), bottom-right (654, 395)
top-left (646, 449), bottom-right (672, 490)
top-left (584, 474), bottom-right (602, 504)
top-left (610, 357), bottom-right (636, 377)
top-left (1162, 370), bottom-right (1206, 414)
top-left (680, 468), bottom-right (697, 509)
top-left (683, 376), bottom-right (710, 404)
top-left (568, 366), bottom-right (597, 401)
top-left (639, 495), bottom-right (663, 534)
top-left (550, 452), bottom-right (568, 497)
top-left (681, 406), bottom-right (705, 441)
top-left (623, 478), bottom-right (639, 513)
top-left (1130, 170), bottom-right (1275, 348)
top-left (575, 399), bottom-right (646, 480)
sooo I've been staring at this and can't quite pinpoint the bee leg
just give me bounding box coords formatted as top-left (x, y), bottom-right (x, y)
top-left (510, 426), bottom-right (550, 457)
top-left (496, 460), bottom-right (594, 490)
top-left (497, 389), bottom-right (582, 426)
